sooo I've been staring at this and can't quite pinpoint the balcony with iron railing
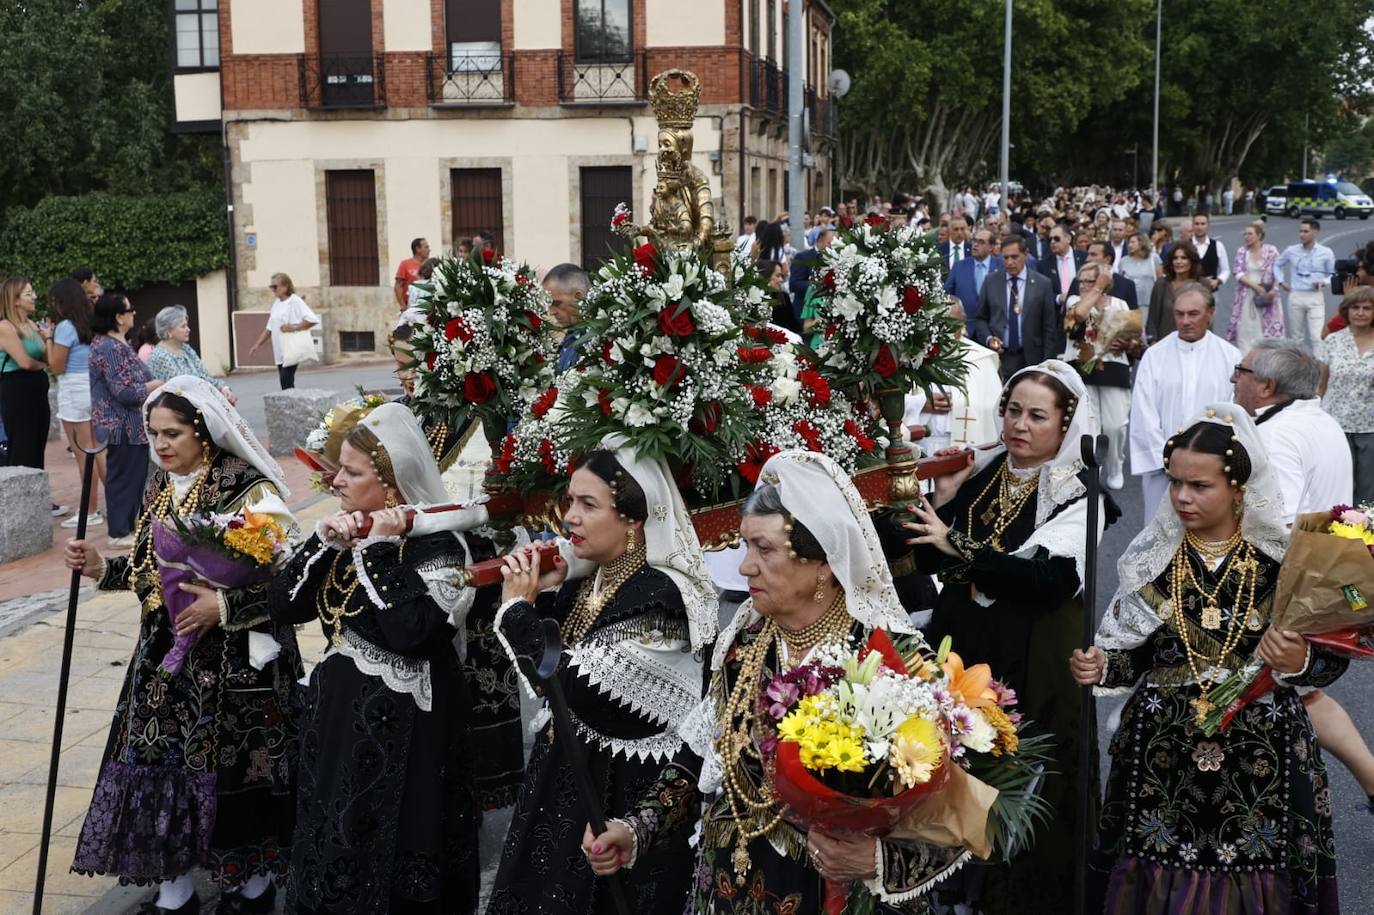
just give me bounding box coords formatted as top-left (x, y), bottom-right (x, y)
top-left (747, 58), bottom-right (786, 117)
top-left (557, 50), bottom-right (648, 104)
top-left (426, 51), bottom-right (515, 106)
top-left (298, 54), bottom-right (386, 109)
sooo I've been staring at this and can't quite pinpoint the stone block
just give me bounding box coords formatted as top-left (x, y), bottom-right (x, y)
top-left (263, 388), bottom-right (336, 456)
top-left (0, 467), bottom-right (52, 563)
top-left (48, 385), bottom-right (60, 440)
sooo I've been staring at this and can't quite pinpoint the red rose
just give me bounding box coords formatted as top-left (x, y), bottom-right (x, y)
top-left (612, 210), bottom-right (631, 228)
top-left (602, 339), bottom-right (617, 364)
top-left (652, 354), bottom-right (684, 388)
top-left (445, 318), bottom-right (473, 342)
top-left (481, 248), bottom-right (497, 263)
top-left (524, 310), bottom-right (543, 331)
top-left (532, 352), bottom-right (546, 365)
top-left (515, 272), bottom-right (530, 286)
top-left (823, 323), bottom-right (838, 340)
top-left (872, 345), bottom-right (898, 379)
top-left (748, 385), bottom-right (773, 408)
top-left (425, 351), bottom-right (438, 369)
top-left (632, 243), bottom-right (658, 275)
top-left (737, 346), bottom-right (772, 364)
top-left (798, 370), bottom-right (831, 407)
top-left (901, 287), bottom-right (923, 315)
top-left (926, 343), bottom-right (941, 360)
top-left (864, 214), bottom-right (887, 227)
top-left (738, 440), bottom-right (779, 484)
top-left (597, 388), bottom-right (614, 415)
top-left (495, 435), bottom-right (518, 473)
top-left (820, 270), bottom-right (836, 292)
top-left (538, 439), bottom-right (556, 473)
top-left (532, 386), bottom-right (558, 418)
top-left (464, 371), bottom-right (497, 403)
top-left (657, 303), bottom-right (695, 337)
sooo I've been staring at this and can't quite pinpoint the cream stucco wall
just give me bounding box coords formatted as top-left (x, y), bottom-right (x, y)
top-left (174, 72), bottom-right (222, 123)
top-left (230, 0), bottom-right (305, 54)
top-left (646, 0), bottom-right (725, 47)
top-left (195, 270), bottom-right (232, 374)
top-left (238, 158), bottom-right (321, 288)
top-left (385, 165), bottom-right (444, 268)
top-left (513, 0), bottom-right (561, 49)
top-left (383, 0), bottom-right (433, 51)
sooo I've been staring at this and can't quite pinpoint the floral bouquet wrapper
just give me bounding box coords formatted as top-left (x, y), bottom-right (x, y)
top-left (1202, 507), bottom-right (1374, 734)
top-left (152, 521), bottom-right (273, 675)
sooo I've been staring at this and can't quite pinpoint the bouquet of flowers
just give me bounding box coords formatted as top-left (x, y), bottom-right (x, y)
top-left (764, 631), bottom-right (1053, 914)
top-left (299, 391), bottom-right (389, 492)
top-left (806, 220), bottom-right (968, 400)
top-left (1200, 503), bottom-right (1374, 735)
top-left (153, 504), bottom-right (292, 674)
top-left (1067, 307), bottom-right (1142, 374)
top-left (404, 248), bottom-right (558, 446)
top-left (549, 241), bottom-right (776, 499)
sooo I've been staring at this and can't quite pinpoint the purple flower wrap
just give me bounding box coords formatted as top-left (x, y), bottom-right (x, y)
top-left (152, 521), bottom-right (272, 674)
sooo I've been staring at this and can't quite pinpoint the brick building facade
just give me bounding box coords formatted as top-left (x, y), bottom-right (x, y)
top-left (172, 0), bottom-right (835, 364)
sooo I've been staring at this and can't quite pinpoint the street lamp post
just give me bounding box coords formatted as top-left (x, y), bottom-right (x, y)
top-left (1151, 0), bottom-right (1161, 194)
top-left (999, 0), bottom-right (1012, 202)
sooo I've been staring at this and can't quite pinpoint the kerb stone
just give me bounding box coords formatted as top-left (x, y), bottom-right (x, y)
top-left (264, 388), bottom-right (336, 456)
top-left (0, 467), bottom-right (53, 562)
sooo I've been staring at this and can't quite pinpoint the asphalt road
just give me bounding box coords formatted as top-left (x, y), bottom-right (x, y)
top-left (1092, 212), bottom-right (1374, 910)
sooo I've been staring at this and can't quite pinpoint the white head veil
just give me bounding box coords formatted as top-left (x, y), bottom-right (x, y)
top-left (145, 375), bottom-right (289, 496)
top-left (352, 402), bottom-right (449, 506)
top-left (1112, 402), bottom-right (1287, 609)
top-left (974, 358), bottom-right (1100, 526)
top-left (710, 450), bottom-right (918, 671)
top-left (603, 435), bottom-right (718, 651)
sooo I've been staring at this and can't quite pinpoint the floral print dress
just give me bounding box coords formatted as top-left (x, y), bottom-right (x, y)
top-left (1089, 546), bottom-right (1346, 915)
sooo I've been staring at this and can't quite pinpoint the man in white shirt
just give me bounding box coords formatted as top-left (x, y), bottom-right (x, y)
top-left (1191, 212), bottom-right (1230, 292)
top-left (1129, 283), bottom-right (1241, 521)
top-left (1108, 218), bottom-right (1129, 272)
top-left (734, 215), bottom-right (758, 256)
top-left (1273, 218), bottom-right (1336, 354)
top-left (1233, 338), bottom-right (1351, 524)
top-left (1231, 337), bottom-right (1374, 815)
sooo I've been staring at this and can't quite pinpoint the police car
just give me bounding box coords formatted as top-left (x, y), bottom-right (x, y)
top-left (1284, 180), bottom-right (1373, 220)
top-left (1263, 186), bottom-right (1287, 215)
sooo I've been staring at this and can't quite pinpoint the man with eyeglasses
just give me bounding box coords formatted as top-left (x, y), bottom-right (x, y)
top-left (944, 228), bottom-right (1002, 336)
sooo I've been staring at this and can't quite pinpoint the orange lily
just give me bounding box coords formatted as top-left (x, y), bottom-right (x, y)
top-left (942, 651), bottom-right (997, 709)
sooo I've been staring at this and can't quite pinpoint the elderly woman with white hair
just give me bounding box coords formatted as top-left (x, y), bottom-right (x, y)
top-left (146, 305), bottom-right (237, 405)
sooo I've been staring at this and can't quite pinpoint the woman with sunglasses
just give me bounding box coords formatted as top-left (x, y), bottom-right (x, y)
top-left (248, 273), bottom-right (319, 390)
top-left (89, 293), bottom-right (163, 546)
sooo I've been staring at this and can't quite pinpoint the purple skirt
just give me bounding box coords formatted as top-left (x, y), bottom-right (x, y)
top-left (71, 760), bottom-right (216, 884)
top-left (1099, 856), bottom-right (1340, 915)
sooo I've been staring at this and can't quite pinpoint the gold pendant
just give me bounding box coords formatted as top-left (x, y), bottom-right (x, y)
top-left (979, 504), bottom-right (999, 526)
top-left (1247, 610), bottom-right (1264, 631)
top-left (1201, 605), bottom-right (1222, 630)
top-left (1191, 695), bottom-right (1214, 726)
top-left (330, 628), bottom-right (342, 649)
top-left (732, 838), bottom-right (751, 885)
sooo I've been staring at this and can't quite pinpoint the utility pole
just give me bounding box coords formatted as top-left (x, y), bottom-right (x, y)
top-left (788, 0), bottom-right (805, 246)
top-left (999, 0), bottom-right (1012, 202)
top-left (1302, 113), bottom-right (1310, 180)
top-left (1151, 0), bottom-right (1161, 193)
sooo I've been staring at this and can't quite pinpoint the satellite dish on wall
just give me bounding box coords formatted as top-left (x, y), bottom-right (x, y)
top-left (828, 69), bottom-right (851, 98)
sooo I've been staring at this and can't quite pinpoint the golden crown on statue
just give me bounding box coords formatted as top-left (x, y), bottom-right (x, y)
top-left (649, 69), bottom-right (702, 129)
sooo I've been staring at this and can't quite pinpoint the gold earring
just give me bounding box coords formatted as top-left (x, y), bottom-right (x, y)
top-left (385, 491), bottom-right (399, 510)
top-left (813, 573), bottom-right (826, 604)
top-left (1233, 500), bottom-right (1243, 519)
top-left (627, 527), bottom-right (636, 552)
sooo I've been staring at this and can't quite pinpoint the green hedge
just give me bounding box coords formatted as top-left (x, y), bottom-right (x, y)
top-left (0, 190), bottom-right (229, 293)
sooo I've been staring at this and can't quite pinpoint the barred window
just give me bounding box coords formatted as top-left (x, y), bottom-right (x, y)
top-left (325, 170), bottom-right (380, 286)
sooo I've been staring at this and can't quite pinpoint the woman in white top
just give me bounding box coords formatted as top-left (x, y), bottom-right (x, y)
top-left (248, 272), bottom-right (319, 390)
top-left (1116, 231), bottom-right (1163, 308)
top-left (1227, 219), bottom-right (1282, 354)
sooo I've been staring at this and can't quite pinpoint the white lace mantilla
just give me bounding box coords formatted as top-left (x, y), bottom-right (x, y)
top-left (566, 637), bottom-right (699, 729)
top-left (679, 695), bottom-right (724, 793)
top-left (324, 627), bottom-right (433, 711)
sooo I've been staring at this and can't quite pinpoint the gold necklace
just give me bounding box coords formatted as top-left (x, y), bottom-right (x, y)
top-left (562, 540), bottom-right (646, 645)
top-left (317, 551), bottom-right (364, 648)
top-left (719, 594), bottom-right (852, 884)
top-left (130, 465), bottom-right (210, 610)
top-left (1168, 539), bottom-right (1261, 725)
top-left (969, 461), bottom-right (1039, 549)
top-left (776, 591), bottom-right (850, 664)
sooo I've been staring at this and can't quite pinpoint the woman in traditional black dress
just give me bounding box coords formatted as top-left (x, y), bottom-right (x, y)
top-left (903, 359), bottom-right (1109, 914)
top-left (65, 376), bottom-right (302, 915)
top-left (486, 441), bottom-right (719, 914)
top-left (272, 402), bottom-right (484, 914)
top-left (1074, 406), bottom-right (1347, 914)
top-left (585, 450), bottom-right (967, 913)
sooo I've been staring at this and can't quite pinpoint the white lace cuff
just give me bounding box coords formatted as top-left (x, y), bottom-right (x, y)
top-left (494, 598), bottom-right (543, 700)
top-left (1274, 643), bottom-right (1314, 685)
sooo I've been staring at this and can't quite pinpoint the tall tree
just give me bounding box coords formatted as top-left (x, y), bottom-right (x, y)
top-left (0, 0), bottom-right (218, 219)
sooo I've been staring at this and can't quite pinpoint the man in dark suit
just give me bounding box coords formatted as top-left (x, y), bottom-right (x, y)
top-left (943, 227), bottom-right (1002, 336)
top-left (787, 227), bottom-right (834, 318)
top-left (1037, 225), bottom-right (1087, 356)
top-left (974, 235), bottom-right (1057, 380)
top-left (937, 214), bottom-right (972, 269)
top-left (1065, 241), bottom-right (1139, 309)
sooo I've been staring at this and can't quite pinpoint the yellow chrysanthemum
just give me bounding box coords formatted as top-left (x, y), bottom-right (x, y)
top-left (981, 704), bottom-right (1019, 757)
top-left (1330, 521), bottom-right (1374, 546)
top-left (890, 715), bottom-right (944, 789)
top-left (778, 694), bottom-right (869, 773)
